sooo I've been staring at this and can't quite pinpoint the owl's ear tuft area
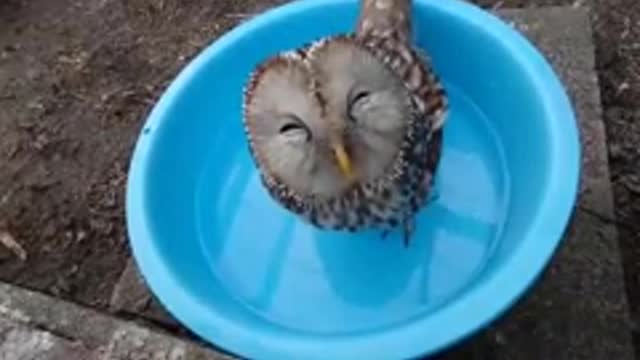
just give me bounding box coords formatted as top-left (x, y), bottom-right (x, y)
top-left (245, 56), bottom-right (293, 103)
top-left (242, 52), bottom-right (308, 121)
top-left (305, 35), bottom-right (359, 59)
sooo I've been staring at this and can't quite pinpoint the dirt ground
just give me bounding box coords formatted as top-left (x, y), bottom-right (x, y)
top-left (0, 0), bottom-right (639, 347)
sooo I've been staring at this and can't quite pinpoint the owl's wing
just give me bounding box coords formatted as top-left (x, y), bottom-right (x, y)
top-left (412, 47), bottom-right (448, 132)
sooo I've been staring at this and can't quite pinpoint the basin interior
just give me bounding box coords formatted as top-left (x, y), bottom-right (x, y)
top-left (142, 1), bottom-right (554, 338)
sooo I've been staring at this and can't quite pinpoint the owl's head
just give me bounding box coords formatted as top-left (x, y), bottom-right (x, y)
top-left (243, 37), bottom-right (413, 199)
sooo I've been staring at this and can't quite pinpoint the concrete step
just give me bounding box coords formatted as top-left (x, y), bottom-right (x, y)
top-left (0, 316), bottom-right (93, 360)
top-left (0, 281), bottom-right (233, 360)
top-left (104, 5), bottom-right (632, 359)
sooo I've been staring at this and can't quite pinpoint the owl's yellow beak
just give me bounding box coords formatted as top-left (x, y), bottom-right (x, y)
top-left (332, 143), bottom-right (355, 180)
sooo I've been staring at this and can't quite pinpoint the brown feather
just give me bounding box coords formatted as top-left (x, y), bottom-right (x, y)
top-left (357, 0), bottom-right (412, 43)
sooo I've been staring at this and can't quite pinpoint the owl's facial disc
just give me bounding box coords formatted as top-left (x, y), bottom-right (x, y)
top-left (244, 38), bottom-right (412, 199)
top-left (311, 38), bottom-right (413, 182)
top-left (244, 56), bottom-right (354, 198)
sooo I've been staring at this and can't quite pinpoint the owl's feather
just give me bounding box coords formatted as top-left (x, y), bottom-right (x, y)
top-left (357, 0), bottom-right (412, 42)
top-left (241, 0), bottom-right (447, 244)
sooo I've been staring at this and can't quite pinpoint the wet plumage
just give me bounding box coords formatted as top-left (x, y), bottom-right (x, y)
top-left (242, 0), bottom-right (447, 245)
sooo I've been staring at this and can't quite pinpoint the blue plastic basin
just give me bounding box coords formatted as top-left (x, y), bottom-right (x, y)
top-left (126, 0), bottom-right (581, 358)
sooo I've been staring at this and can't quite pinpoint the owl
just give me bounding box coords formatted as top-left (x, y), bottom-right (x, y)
top-left (242, 0), bottom-right (447, 245)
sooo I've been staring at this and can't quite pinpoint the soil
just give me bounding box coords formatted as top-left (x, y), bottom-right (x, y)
top-left (0, 0), bottom-right (639, 350)
top-left (0, 0), bottom-right (281, 307)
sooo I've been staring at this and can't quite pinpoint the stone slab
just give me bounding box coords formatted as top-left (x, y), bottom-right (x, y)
top-left (0, 281), bottom-right (233, 360)
top-left (0, 316), bottom-right (94, 360)
top-left (110, 257), bottom-right (180, 328)
top-left (437, 6), bottom-right (635, 360)
top-left (110, 5), bottom-right (634, 360)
